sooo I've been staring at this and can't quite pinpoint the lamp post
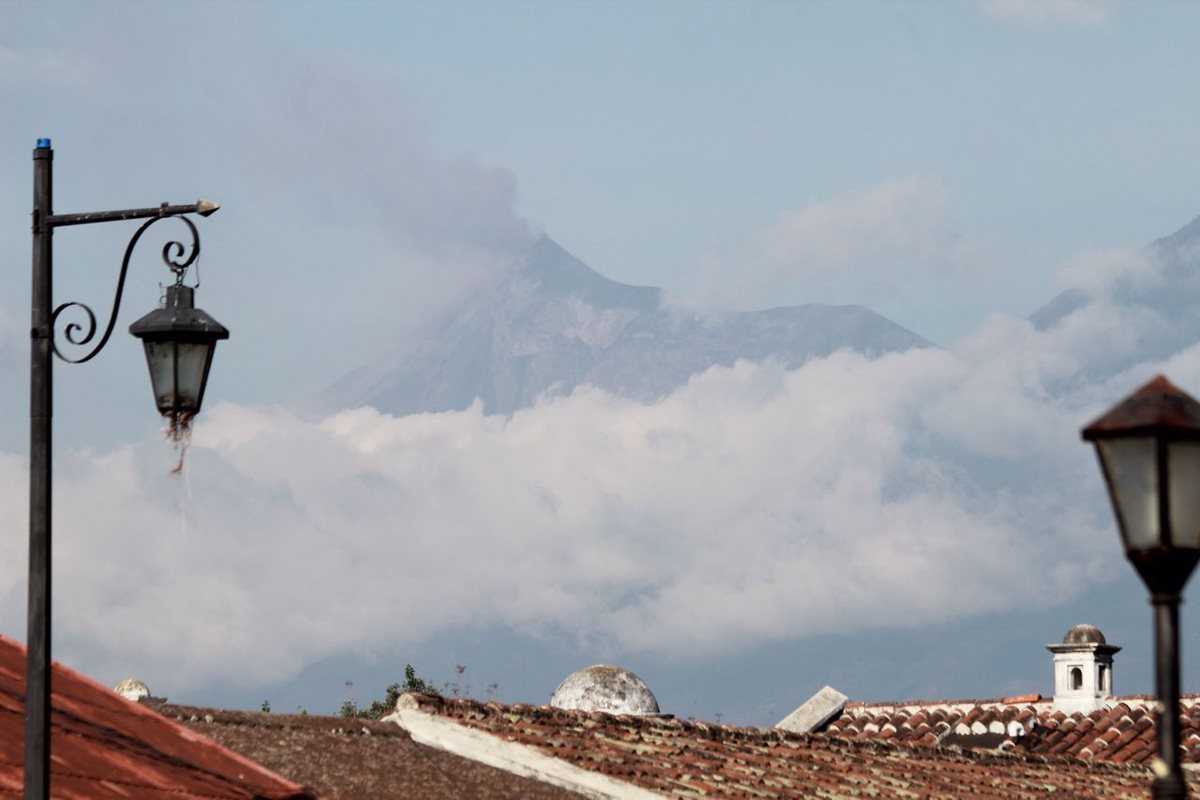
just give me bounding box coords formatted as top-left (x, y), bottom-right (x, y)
top-left (1082, 374), bottom-right (1200, 800)
top-left (24, 139), bottom-right (228, 800)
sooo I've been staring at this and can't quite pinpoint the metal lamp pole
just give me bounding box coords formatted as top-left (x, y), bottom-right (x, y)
top-left (25, 138), bottom-right (53, 800)
top-left (24, 139), bottom-right (226, 800)
top-left (1153, 591), bottom-right (1187, 798)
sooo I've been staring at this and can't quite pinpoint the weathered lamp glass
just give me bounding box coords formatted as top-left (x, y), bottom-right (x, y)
top-left (1082, 373), bottom-right (1200, 800)
top-left (129, 284), bottom-right (229, 418)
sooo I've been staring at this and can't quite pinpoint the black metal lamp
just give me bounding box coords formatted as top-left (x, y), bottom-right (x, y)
top-left (129, 284), bottom-right (229, 418)
top-left (24, 138), bottom-right (226, 800)
top-left (1082, 374), bottom-right (1200, 799)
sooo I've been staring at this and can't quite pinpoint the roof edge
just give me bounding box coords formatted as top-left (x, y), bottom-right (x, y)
top-left (1046, 642), bottom-right (1123, 656)
top-left (384, 697), bottom-right (663, 800)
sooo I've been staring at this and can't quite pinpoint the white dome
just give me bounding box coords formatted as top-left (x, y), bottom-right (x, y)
top-left (113, 678), bottom-right (150, 701)
top-left (550, 665), bottom-right (659, 715)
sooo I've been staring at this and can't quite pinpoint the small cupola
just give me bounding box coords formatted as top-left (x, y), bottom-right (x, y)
top-left (1046, 624), bottom-right (1121, 715)
top-left (550, 665), bottom-right (660, 716)
top-left (113, 678), bottom-right (150, 702)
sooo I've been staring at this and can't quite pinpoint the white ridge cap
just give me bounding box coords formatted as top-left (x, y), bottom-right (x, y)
top-left (385, 701), bottom-right (663, 800)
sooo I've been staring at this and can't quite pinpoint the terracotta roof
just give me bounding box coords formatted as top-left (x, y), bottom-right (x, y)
top-left (390, 692), bottom-right (1166, 799)
top-left (0, 635), bottom-right (313, 800)
top-left (155, 703), bottom-right (585, 800)
top-left (824, 694), bottom-right (1200, 766)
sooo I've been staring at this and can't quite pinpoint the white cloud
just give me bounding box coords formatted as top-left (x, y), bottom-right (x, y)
top-left (982, 0), bottom-right (1111, 26)
top-left (691, 177), bottom-right (979, 311)
top-left (1054, 247), bottom-right (1158, 298)
top-left (755, 176), bottom-right (971, 282)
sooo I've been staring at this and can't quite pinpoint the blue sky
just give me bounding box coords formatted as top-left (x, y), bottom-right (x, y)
top-left (270, 0), bottom-right (1200, 338)
top-left (8, 2), bottom-right (1200, 351)
top-left (4, 0), bottom-right (1200, 723)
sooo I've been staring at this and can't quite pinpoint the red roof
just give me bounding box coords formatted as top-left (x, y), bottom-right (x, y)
top-left (0, 635), bottom-right (315, 799)
top-left (824, 695), bottom-right (1200, 765)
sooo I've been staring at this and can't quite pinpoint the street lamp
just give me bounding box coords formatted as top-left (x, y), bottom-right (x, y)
top-left (23, 139), bottom-right (228, 800)
top-left (1082, 374), bottom-right (1200, 800)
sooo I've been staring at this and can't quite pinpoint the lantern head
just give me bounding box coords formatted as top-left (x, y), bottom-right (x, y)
top-left (129, 284), bottom-right (229, 420)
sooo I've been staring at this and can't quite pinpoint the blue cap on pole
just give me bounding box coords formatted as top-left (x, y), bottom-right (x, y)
top-left (36, 138), bottom-right (51, 149)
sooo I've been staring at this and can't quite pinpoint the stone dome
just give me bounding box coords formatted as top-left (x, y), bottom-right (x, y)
top-left (1062, 623), bottom-right (1106, 645)
top-left (550, 665), bottom-right (659, 715)
top-left (113, 678), bottom-right (150, 701)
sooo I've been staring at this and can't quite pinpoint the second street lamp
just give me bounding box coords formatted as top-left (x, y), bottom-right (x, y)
top-left (1082, 374), bottom-right (1200, 800)
top-left (24, 139), bottom-right (228, 800)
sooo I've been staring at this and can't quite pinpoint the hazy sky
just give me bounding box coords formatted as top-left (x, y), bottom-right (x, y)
top-left (3, 0), bottom-right (1200, 723)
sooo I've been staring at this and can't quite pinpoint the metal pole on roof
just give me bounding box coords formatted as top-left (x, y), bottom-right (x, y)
top-left (21, 140), bottom-right (226, 800)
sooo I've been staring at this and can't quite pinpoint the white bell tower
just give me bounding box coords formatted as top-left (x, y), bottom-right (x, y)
top-left (1046, 624), bottom-right (1121, 715)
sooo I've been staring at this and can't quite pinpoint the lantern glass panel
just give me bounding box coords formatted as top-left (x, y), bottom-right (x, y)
top-left (142, 341), bottom-right (178, 414)
top-left (142, 341), bottom-right (214, 414)
top-left (1097, 437), bottom-right (1160, 551)
top-left (174, 341), bottom-right (213, 411)
top-left (1168, 440), bottom-right (1200, 548)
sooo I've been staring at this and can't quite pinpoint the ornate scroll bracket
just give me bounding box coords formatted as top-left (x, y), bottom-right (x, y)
top-left (51, 214), bottom-right (201, 364)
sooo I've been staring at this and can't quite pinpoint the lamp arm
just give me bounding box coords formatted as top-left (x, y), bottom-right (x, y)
top-left (45, 199), bottom-right (218, 228)
top-left (51, 214), bottom-right (201, 364)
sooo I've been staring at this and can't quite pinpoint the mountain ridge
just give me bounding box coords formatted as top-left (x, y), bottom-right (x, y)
top-left (318, 236), bottom-right (930, 416)
top-left (1029, 214), bottom-right (1200, 374)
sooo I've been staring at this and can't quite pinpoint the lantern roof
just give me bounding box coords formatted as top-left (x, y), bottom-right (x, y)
top-left (1081, 374), bottom-right (1200, 441)
top-left (129, 285), bottom-right (228, 344)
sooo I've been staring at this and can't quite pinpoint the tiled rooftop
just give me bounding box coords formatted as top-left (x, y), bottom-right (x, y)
top-left (156, 703), bottom-right (586, 800)
top-left (393, 692), bottom-right (1167, 799)
top-left (824, 694), bottom-right (1200, 766)
top-left (0, 636), bottom-right (312, 800)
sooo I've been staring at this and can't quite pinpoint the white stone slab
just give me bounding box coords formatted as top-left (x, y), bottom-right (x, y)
top-left (775, 685), bottom-right (849, 734)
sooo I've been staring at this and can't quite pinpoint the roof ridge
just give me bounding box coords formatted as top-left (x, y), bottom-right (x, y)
top-left (156, 703), bottom-right (414, 737)
top-left (843, 692), bottom-right (1200, 710)
top-left (845, 697), bottom-right (1049, 708)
